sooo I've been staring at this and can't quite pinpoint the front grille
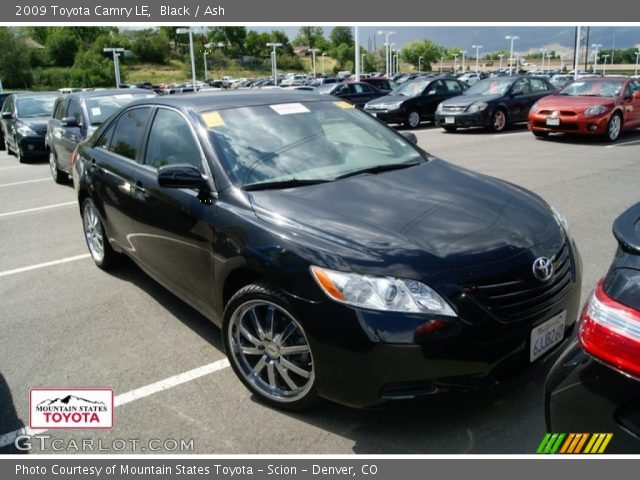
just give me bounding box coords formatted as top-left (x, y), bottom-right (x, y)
top-left (442, 105), bottom-right (466, 113)
top-left (538, 110), bottom-right (577, 117)
top-left (467, 243), bottom-right (573, 323)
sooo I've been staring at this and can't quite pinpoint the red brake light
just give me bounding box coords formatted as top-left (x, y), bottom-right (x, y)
top-left (579, 279), bottom-right (640, 378)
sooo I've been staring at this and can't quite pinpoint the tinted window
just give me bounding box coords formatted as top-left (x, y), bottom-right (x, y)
top-left (144, 109), bottom-right (202, 170)
top-left (444, 80), bottom-right (463, 93)
top-left (530, 78), bottom-right (550, 93)
top-left (86, 93), bottom-right (155, 126)
top-left (53, 98), bottom-right (69, 120)
top-left (2, 96), bottom-right (14, 114)
top-left (107, 107), bottom-right (151, 160)
top-left (16, 96), bottom-right (56, 117)
top-left (67, 99), bottom-right (83, 125)
top-left (353, 84), bottom-right (373, 93)
top-left (96, 123), bottom-right (115, 150)
top-left (334, 84), bottom-right (349, 95)
top-left (512, 79), bottom-right (531, 95)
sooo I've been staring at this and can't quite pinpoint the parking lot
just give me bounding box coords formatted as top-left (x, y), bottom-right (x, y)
top-left (1, 124), bottom-right (639, 454)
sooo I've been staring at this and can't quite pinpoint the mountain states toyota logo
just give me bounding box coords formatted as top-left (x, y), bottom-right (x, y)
top-left (29, 388), bottom-right (114, 429)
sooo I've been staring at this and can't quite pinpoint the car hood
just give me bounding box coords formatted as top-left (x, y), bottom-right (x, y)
top-left (365, 94), bottom-right (408, 106)
top-left (441, 94), bottom-right (502, 107)
top-left (537, 94), bottom-right (617, 109)
top-left (19, 116), bottom-right (49, 135)
top-left (248, 159), bottom-right (563, 278)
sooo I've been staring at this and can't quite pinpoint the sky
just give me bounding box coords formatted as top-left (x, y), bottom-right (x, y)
top-left (253, 26), bottom-right (640, 53)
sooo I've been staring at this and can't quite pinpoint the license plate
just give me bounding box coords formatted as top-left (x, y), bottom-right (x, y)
top-left (546, 117), bottom-right (560, 126)
top-left (445, 116), bottom-right (455, 124)
top-left (530, 311), bottom-right (566, 362)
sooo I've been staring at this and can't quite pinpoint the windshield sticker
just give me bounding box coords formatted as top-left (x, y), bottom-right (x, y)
top-left (91, 107), bottom-right (101, 116)
top-left (202, 111), bottom-right (225, 128)
top-left (269, 103), bottom-right (310, 115)
top-left (333, 101), bottom-right (355, 109)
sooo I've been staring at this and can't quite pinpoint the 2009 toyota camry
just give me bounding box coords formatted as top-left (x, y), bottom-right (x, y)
top-left (73, 91), bottom-right (582, 409)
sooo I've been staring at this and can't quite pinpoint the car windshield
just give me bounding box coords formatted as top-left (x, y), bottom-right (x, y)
top-left (464, 77), bottom-right (513, 96)
top-left (16, 97), bottom-right (56, 118)
top-left (206, 100), bottom-right (424, 189)
top-left (395, 78), bottom-right (429, 97)
top-left (558, 79), bottom-right (625, 97)
top-left (86, 93), bottom-right (155, 125)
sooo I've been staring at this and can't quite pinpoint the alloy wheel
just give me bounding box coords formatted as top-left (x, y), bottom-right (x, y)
top-left (83, 202), bottom-right (105, 263)
top-left (608, 114), bottom-right (621, 141)
top-left (493, 110), bottom-right (506, 132)
top-left (49, 152), bottom-right (58, 180)
top-left (408, 111), bottom-right (420, 128)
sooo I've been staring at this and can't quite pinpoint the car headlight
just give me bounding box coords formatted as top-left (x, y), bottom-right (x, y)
top-left (436, 102), bottom-right (444, 113)
top-left (310, 266), bottom-right (456, 316)
top-left (466, 102), bottom-right (488, 113)
top-left (550, 206), bottom-right (570, 236)
top-left (584, 105), bottom-right (608, 116)
top-left (17, 125), bottom-right (37, 136)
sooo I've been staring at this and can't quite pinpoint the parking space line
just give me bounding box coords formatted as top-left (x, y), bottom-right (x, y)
top-left (0, 201), bottom-right (76, 218)
top-left (0, 254), bottom-right (90, 278)
top-left (605, 139), bottom-right (640, 148)
top-left (0, 178), bottom-right (51, 187)
top-left (0, 358), bottom-right (230, 449)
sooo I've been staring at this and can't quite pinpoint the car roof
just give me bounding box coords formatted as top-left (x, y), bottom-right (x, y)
top-left (11, 92), bottom-right (60, 99)
top-left (127, 90), bottom-right (328, 112)
top-left (63, 88), bottom-right (153, 99)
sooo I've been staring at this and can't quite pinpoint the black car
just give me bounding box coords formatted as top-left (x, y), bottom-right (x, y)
top-left (315, 81), bottom-right (386, 108)
top-left (546, 203), bottom-right (640, 453)
top-left (364, 76), bottom-right (467, 128)
top-left (0, 92), bottom-right (12, 150)
top-left (434, 76), bottom-right (556, 133)
top-left (73, 91), bottom-right (581, 410)
top-left (46, 89), bottom-right (156, 183)
top-left (1, 92), bottom-right (59, 162)
top-left (361, 77), bottom-right (394, 92)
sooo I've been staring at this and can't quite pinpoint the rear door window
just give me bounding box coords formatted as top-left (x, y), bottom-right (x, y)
top-left (106, 107), bottom-right (151, 161)
top-left (144, 108), bottom-right (202, 170)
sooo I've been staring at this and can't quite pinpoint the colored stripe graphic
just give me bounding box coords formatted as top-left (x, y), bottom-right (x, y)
top-left (538, 433), bottom-right (613, 454)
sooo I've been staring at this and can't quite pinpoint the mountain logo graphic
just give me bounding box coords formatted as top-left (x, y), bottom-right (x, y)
top-left (30, 388), bottom-right (114, 429)
top-left (37, 395), bottom-right (107, 407)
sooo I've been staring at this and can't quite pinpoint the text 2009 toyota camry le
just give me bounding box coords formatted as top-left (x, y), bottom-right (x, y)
top-left (72, 91), bottom-right (582, 409)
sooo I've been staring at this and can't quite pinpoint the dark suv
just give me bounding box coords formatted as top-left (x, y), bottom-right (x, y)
top-left (46, 89), bottom-right (155, 183)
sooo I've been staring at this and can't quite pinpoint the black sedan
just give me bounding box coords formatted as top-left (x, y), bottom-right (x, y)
top-left (46, 89), bottom-right (155, 183)
top-left (1, 92), bottom-right (59, 162)
top-left (364, 76), bottom-right (467, 128)
top-left (73, 91), bottom-right (581, 410)
top-left (315, 81), bottom-right (386, 108)
top-left (546, 203), bottom-right (640, 453)
top-left (434, 76), bottom-right (556, 132)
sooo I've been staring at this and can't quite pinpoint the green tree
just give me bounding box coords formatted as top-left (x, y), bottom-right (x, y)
top-left (400, 39), bottom-right (444, 71)
top-left (46, 28), bottom-right (80, 67)
top-left (292, 27), bottom-right (324, 48)
top-left (329, 27), bottom-right (353, 48)
top-left (69, 50), bottom-right (116, 87)
top-left (131, 29), bottom-right (169, 64)
top-left (0, 28), bottom-right (33, 88)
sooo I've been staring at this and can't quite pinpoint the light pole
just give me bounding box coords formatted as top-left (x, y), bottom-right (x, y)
top-left (472, 45), bottom-right (482, 72)
top-left (377, 30), bottom-right (396, 77)
top-left (308, 48), bottom-right (320, 78)
top-left (203, 42), bottom-right (224, 83)
top-left (361, 52), bottom-right (366, 73)
top-left (539, 48), bottom-right (547, 74)
top-left (103, 47), bottom-right (125, 88)
top-left (591, 43), bottom-right (602, 73)
top-left (176, 28), bottom-right (198, 90)
top-left (439, 57), bottom-right (444, 73)
top-left (635, 50), bottom-right (640, 77)
top-left (461, 50), bottom-right (467, 72)
top-left (393, 52), bottom-right (398, 75)
top-left (453, 54), bottom-right (459, 72)
top-left (389, 44), bottom-right (397, 74)
top-left (560, 53), bottom-right (565, 72)
top-left (498, 54), bottom-right (504, 71)
top-left (601, 54), bottom-right (610, 75)
top-left (266, 42), bottom-right (283, 86)
top-left (505, 35), bottom-right (519, 75)
top-left (321, 52), bottom-right (326, 75)
top-left (418, 56), bottom-right (423, 73)
top-left (203, 52), bottom-right (208, 81)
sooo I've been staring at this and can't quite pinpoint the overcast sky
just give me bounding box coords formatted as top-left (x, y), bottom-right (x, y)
top-left (253, 26), bottom-right (640, 53)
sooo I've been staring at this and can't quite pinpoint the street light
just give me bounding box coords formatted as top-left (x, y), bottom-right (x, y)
top-left (601, 54), bottom-right (610, 75)
top-left (498, 54), bottom-right (504, 71)
top-left (266, 42), bottom-right (283, 86)
top-left (176, 27), bottom-right (198, 90)
top-left (321, 52), bottom-right (326, 75)
top-left (461, 50), bottom-right (467, 72)
top-left (439, 57), bottom-right (444, 73)
top-left (560, 53), bottom-right (565, 72)
top-left (472, 45), bottom-right (482, 72)
top-left (418, 56), bottom-right (423, 73)
top-left (539, 48), bottom-right (547, 74)
top-left (377, 30), bottom-right (396, 77)
top-left (203, 42), bottom-right (224, 82)
top-left (505, 35), bottom-right (519, 75)
top-left (591, 43), bottom-right (602, 73)
top-left (308, 48), bottom-right (321, 78)
top-left (103, 47), bottom-right (125, 88)
top-left (389, 44), bottom-right (397, 75)
top-left (453, 54), bottom-right (459, 72)
top-left (393, 53), bottom-right (398, 75)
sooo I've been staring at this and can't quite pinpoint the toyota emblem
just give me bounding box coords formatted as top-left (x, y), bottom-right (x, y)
top-left (532, 257), bottom-right (554, 282)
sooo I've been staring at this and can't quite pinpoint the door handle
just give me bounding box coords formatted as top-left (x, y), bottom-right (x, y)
top-left (134, 181), bottom-right (146, 194)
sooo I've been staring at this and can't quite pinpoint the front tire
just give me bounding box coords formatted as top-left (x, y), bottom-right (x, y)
top-left (82, 198), bottom-right (118, 270)
top-left (223, 283), bottom-right (319, 411)
top-left (489, 109), bottom-right (507, 132)
top-left (603, 113), bottom-right (622, 142)
top-left (49, 151), bottom-right (68, 184)
top-left (404, 110), bottom-right (421, 129)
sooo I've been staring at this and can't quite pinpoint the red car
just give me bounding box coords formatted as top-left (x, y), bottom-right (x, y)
top-left (529, 76), bottom-right (640, 142)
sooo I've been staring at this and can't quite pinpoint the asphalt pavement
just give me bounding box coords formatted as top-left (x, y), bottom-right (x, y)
top-left (1, 124), bottom-right (639, 454)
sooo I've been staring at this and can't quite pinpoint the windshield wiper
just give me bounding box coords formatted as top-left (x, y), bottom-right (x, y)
top-left (334, 161), bottom-right (422, 180)
top-left (243, 178), bottom-right (332, 191)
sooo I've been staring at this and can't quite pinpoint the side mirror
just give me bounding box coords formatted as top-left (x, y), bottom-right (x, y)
top-left (2, 111), bottom-right (14, 119)
top-left (401, 132), bottom-right (418, 144)
top-left (158, 164), bottom-right (208, 191)
top-left (61, 116), bottom-right (79, 128)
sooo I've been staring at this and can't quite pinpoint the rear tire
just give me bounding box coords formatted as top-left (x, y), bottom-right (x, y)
top-left (82, 198), bottom-right (119, 270)
top-left (49, 151), bottom-right (68, 184)
top-left (602, 113), bottom-right (622, 143)
top-left (404, 110), bottom-right (421, 129)
top-left (489, 109), bottom-right (507, 132)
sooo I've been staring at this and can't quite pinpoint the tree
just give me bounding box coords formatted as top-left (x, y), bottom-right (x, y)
top-left (0, 28), bottom-right (33, 88)
top-left (68, 49), bottom-right (115, 87)
top-left (292, 27), bottom-right (324, 48)
top-left (131, 29), bottom-right (169, 64)
top-left (330, 27), bottom-right (353, 48)
top-left (46, 28), bottom-right (80, 67)
top-left (400, 39), bottom-right (444, 71)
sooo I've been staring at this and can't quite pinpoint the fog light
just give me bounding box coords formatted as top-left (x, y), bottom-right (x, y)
top-left (588, 124), bottom-right (598, 132)
top-left (27, 144), bottom-right (35, 151)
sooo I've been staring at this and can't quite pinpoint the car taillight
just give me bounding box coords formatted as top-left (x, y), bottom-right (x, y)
top-left (579, 279), bottom-right (640, 379)
top-left (71, 150), bottom-right (78, 167)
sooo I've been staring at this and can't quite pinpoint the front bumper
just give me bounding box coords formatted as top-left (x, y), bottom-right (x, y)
top-left (286, 245), bottom-right (583, 408)
top-left (434, 110), bottom-right (491, 129)
top-left (17, 135), bottom-right (48, 158)
top-left (529, 112), bottom-right (611, 135)
top-left (545, 340), bottom-right (640, 453)
top-left (363, 108), bottom-right (405, 125)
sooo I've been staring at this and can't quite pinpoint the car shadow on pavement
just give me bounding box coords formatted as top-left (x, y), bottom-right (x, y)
top-left (440, 123), bottom-right (530, 136)
top-left (0, 373), bottom-right (27, 454)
